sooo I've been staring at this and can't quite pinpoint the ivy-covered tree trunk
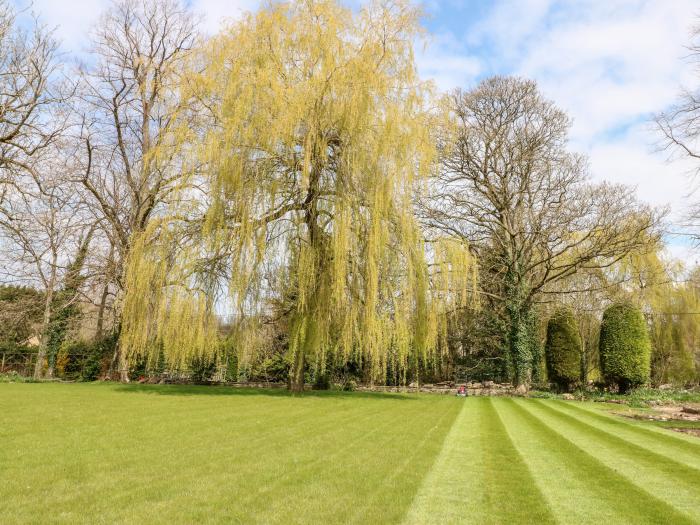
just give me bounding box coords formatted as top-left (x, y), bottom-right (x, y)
top-left (507, 305), bottom-right (531, 387)
top-left (43, 231), bottom-right (92, 378)
top-left (505, 270), bottom-right (540, 388)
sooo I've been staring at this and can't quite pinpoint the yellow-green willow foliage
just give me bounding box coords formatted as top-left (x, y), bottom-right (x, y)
top-left (611, 241), bottom-right (699, 385)
top-left (120, 0), bottom-right (475, 389)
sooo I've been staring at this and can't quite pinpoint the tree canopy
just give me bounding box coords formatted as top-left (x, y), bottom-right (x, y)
top-left (119, 0), bottom-right (474, 390)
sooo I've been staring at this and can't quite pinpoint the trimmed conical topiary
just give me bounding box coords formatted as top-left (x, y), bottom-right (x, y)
top-left (599, 302), bottom-right (651, 393)
top-left (545, 308), bottom-right (581, 392)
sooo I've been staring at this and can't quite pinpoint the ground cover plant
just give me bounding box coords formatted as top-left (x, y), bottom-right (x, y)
top-left (1, 383), bottom-right (699, 524)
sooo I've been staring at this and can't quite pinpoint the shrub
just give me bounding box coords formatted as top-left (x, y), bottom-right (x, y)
top-left (342, 379), bottom-right (357, 391)
top-left (82, 335), bottom-right (117, 381)
top-left (189, 355), bottom-right (217, 383)
top-left (250, 352), bottom-right (289, 383)
top-left (57, 340), bottom-right (92, 380)
top-left (218, 337), bottom-right (238, 382)
top-left (312, 372), bottom-right (331, 390)
top-left (545, 308), bottom-right (582, 392)
top-left (599, 302), bottom-right (651, 393)
top-left (0, 371), bottom-right (32, 383)
top-left (56, 338), bottom-right (114, 381)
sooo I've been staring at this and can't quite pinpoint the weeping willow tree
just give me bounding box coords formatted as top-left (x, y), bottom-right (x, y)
top-left (610, 242), bottom-right (699, 385)
top-left (120, 0), bottom-right (474, 391)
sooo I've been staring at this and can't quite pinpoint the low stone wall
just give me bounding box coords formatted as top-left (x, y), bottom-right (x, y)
top-left (356, 381), bottom-right (515, 396)
top-left (160, 378), bottom-right (515, 395)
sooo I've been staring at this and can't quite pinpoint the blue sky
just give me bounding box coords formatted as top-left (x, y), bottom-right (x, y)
top-left (11, 0), bottom-right (700, 262)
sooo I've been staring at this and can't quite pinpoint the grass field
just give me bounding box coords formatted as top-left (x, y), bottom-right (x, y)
top-left (1, 383), bottom-right (698, 524)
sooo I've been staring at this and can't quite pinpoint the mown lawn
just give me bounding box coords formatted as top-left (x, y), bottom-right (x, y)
top-left (1, 383), bottom-right (699, 524)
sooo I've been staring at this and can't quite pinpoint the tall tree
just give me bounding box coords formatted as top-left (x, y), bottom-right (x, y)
top-left (656, 22), bottom-right (700, 234)
top-left (74, 0), bottom-right (199, 380)
top-left (120, 0), bottom-right (473, 391)
top-left (0, 166), bottom-right (92, 378)
top-left (423, 77), bottom-right (658, 387)
top-left (44, 228), bottom-right (93, 377)
top-left (0, 0), bottom-right (62, 195)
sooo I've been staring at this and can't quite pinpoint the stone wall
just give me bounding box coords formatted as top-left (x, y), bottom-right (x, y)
top-left (355, 381), bottom-right (515, 396)
top-left (162, 378), bottom-right (516, 395)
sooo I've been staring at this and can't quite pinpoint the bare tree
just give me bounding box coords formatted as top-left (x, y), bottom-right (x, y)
top-left (423, 77), bottom-right (660, 387)
top-left (656, 21), bottom-right (700, 233)
top-left (0, 0), bottom-right (63, 192)
top-left (0, 160), bottom-right (93, 378)
top-left (73, 0), bottom-right (199, 380)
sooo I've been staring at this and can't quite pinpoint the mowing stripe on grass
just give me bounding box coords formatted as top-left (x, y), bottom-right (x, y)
top-left (348, 400), bottom-right (461, 524)
top-left (120, 395), bottom-right (432, 524)
top-left (525, 400), bottom-right (700, 521)
top-left (404, 397), bottom-right (555, 525)
top-left (2, 384), bottom-right (457, 525)
top-left (496, 398), bottom-right (697, 525)
top-left (550, 400), bottom-right (700, 465)
top-left (536, 400), bottom-right (700, 477)
top-left (32, 391), bottom-right (384, 519)
top-left (243, 397), bottom-right (456, 524)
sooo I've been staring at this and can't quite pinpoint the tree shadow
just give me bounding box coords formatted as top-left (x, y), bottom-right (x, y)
top-left (112, 383), bottom-right (419, 401)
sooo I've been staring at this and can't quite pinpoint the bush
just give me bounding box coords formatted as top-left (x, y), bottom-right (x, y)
top-left (189, 355), bottom-right (217, 383)
top-left (0, 371), bottom-right (33, 383)
top-left (599, 302), bottom-right (651, 393)
top-left (218, 337), bottom-right (238, 382)
top-left (545, 308), bottom-right (581, 392)
top-left (342, 379), bottom-right (357, 391)
top-left (57, 340), bottom-right (92, 380)
top-left (57, 338), bottom-right (115, 381)
top-left (312, 371), bottom-right (331, 390)
top-left (250, 352), bottom-right (289, 383)
top-left (83, 335), bottom-right (117, 381)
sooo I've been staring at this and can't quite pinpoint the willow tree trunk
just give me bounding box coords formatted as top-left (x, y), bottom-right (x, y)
top-left (286, 163), bottom-right (322, 395)
top-left (106, 322), bottom-right (129, 382)
top-left (289, 347), bottom-right (305, 393)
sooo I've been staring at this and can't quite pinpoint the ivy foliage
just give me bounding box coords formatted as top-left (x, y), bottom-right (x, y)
top-left (599, 302), bottom-right (651, 393)
top-left (45, 233), bottom-right (92, 373)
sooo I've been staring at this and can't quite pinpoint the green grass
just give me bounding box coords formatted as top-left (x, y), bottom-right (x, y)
top-left (1, 383), bottom-right (699, 524)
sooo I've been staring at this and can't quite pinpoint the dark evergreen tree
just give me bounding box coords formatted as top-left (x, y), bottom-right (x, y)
top-left (599, 302), bottom-right (651, 393)
top-left (545, 308), bottom-right (581, 392)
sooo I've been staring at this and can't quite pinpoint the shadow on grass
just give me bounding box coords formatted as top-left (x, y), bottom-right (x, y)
top-left (111, 383), bottom-right (418, 401)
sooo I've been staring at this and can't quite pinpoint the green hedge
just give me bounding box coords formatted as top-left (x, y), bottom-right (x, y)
top-left (56, 336), bottom-right (116, 381)
top-left (599, 302), bottom-right (651, 393)
top-left (545, 308), bottom-right (581, 392)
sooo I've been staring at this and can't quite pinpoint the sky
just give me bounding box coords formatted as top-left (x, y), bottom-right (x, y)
top-left (11, 0), bottom-right (700, 262)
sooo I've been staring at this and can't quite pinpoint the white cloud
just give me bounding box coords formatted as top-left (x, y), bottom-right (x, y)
top-left (586, 124), bottom-right (695, 214)
top-left (664, 241), bottom-right (699, 269)
top-left (10, 0), bottom-right (257, 53)
top-left (415, 0), bottom-right (699, 264)
top-left (416, 32), bottom-right (482, 91)
top-left (514, 0), bottom-right (697, 141)
top-left (191, 0), bottom-right (259, 34)
top-left (11, 0), bottom-right (104, 54)
top-left (10, 0), bottom-right (700, 262)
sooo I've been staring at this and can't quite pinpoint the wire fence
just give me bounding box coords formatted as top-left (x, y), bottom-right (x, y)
top-left (0, 352), bottom-right (37, 376)
top-left (0, 351), bottom-right (237, 383)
